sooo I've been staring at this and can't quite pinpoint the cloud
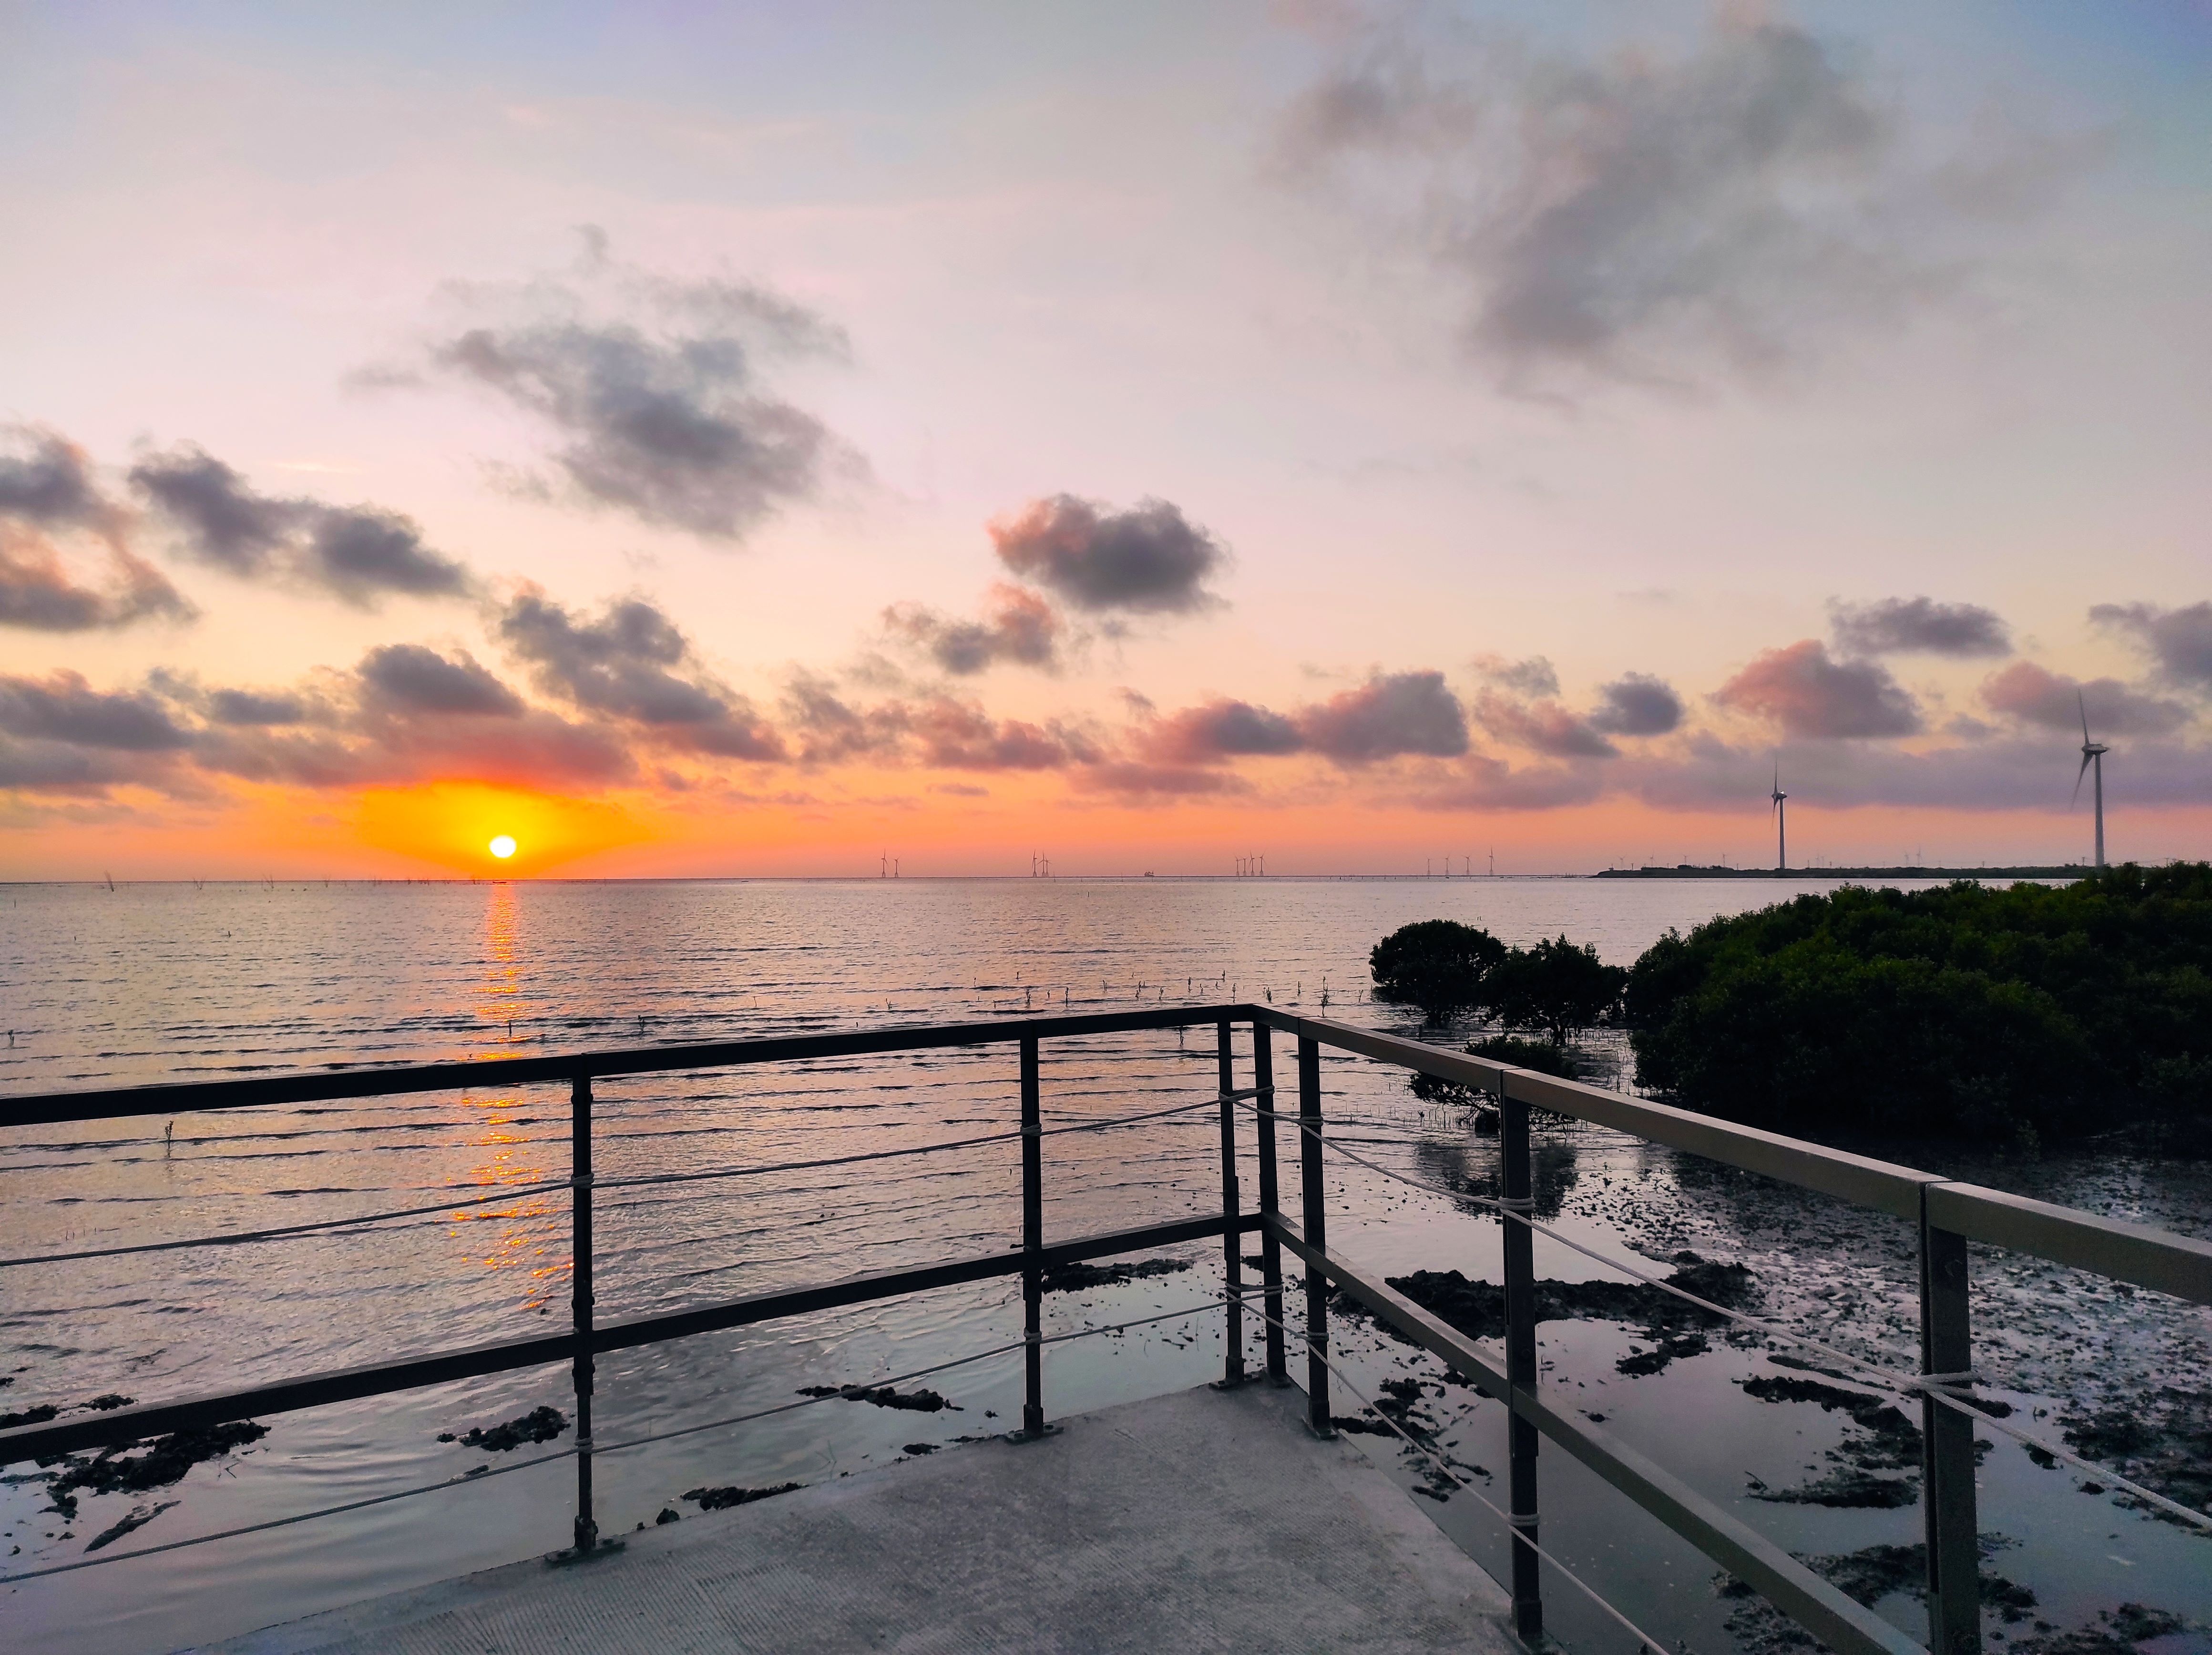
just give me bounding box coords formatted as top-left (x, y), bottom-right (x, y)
top-left (0, 523), bottom-right (190, 632)
top-left (2092, 602), bottom-right (2212, 693)
top-left (989, 495), bottom-right (1226, 614)
top-left (495, 587), bottom-right (785, 760)
top-left (1472, 689), bottom-right (1617, 758)
top-left (1714, 640), bottom-right (1921, 738)
top-left (1143, 698), bottom-right (1305, 764)
top-left (131, 445), bottom-right (472, 604)
top-left (883, 584), bottom-right (1063, 675)
top-left (0, 671), bottom-right (192, 751)
top-left (1279, 13), bottom-right (2070, 392)
top-left (1978, 661), bottom-right (2189, 737)
top-left (908, 698), bottom-right (1096, 771)
top-left (1072, 762), bottom-right (1250, 798)
top-left (0, 427), bottom-right (189, 632)
top-left (1295, 670), bottom-right (1468, 764)
top-left (1830, 596), bottom-right (2011, 657)
top-left (1471, 654), bottom-right (1559, 697)
top-left (358, 644), bottom-right (525, 717)
top-left (0, 426), bottom-right (128, 537)
top-left (780, 673), bottom-right (911, 765)
top-left (206, 687), bottom-right (311, 726)
top-left (395, 235), bottom-right (852, 541)
top-left (1589, 672), bottom-right (1684, 736)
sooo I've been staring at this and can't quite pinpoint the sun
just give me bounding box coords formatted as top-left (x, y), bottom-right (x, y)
top-left (488, 834), bottom-right (518, 860)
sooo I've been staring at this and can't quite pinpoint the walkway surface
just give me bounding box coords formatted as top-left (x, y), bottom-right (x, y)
top-left (198, 1380), bottom-right (1517, 1655)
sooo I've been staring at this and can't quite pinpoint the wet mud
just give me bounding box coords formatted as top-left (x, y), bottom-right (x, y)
top-left (681, 1481), bottom-right (800, 1511)
top-left (42, 1420), bottom-right (268, 1523)
top-left (1738, 1373), bottom-right (1928, 1509)
top-left (794, 1383), bottom-right (958, 1412)
top-left (437, 1405), bottom-right (568, 1451)
top-left (1037, 1257), bottom-right (1192, 1293)
top-left (2058, 1391), bottom-right (2212, 1520)
top-left (1385, 1250), bottom-right (1759, 1377)
top-left (1719, 1538), bottom-right (2045, 1655)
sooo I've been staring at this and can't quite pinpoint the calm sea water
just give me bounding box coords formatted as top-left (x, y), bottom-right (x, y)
top-left (2, 878), bottom-right (2206, 1655)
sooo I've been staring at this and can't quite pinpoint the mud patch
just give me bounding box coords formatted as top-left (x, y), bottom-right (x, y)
top-left (795, 1384), bottom-right (959, 1412)
top-left (1738, 1371), bottom-right (1925, 1509)
top-left (2059, 1391), bottom-right (2212, 1519)
top-left (1387, 1250), bottom-right (1759, 1376)
top-left (438, 1405), bottom-right (568, 1451)
top-left (1719, 1538), bottom-right (2040, 1655)
top-left (0, 1403), bottom-right (59, 1430)
top-left (1038, 1257), bottom-right (1191, 1293)
top-left (2008, 1605), bottom-right (2191, 1655)
top-left (682, 1481), bottom-right (800, 1511)
top-left (44, 1420), bottom-right (268, 1522)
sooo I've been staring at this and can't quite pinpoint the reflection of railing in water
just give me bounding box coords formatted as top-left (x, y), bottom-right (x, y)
top-left (3, 1006), bottom-right (2209, 1655)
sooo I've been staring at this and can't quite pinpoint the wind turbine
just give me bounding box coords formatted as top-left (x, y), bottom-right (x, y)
top-left (1770, 766), bottom-right (1788, 874)
top-left (2073, 692), bottom-right (2109, 869)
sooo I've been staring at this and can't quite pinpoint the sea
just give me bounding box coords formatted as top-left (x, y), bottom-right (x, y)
top-left (2, 877), bottom-right (2206, 1655)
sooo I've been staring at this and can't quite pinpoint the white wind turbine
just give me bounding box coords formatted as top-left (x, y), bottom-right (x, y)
top-left (1770, 765), bottom-right (1788, 873)
top-left (2072, 691), bottom-right (2109, 869)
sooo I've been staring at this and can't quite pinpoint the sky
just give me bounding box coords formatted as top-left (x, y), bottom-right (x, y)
top-left (2, 0), bottom-right (2208, 879)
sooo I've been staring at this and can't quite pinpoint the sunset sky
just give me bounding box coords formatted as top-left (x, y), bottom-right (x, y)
top-left (3, 1), bottom-right (2208, 878)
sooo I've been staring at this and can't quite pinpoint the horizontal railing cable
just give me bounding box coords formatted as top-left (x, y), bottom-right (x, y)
top-left (1244, 1098), bottom-right (2212, 1534)
top-left (0, 1286), bottom-right (1268, 1588)
top-left (0, 1094), bottom-right (1229, 1272)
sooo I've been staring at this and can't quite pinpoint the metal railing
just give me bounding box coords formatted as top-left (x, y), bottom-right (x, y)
top-left (3, 1004), bottom-right (2209, 1655)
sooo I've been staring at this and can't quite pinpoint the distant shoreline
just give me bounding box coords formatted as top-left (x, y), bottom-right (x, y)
top-left (1592, 864), bottom-right (2089, 881)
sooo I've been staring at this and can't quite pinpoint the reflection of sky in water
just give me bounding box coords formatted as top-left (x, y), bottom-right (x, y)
top-left (0, 879), bottom-right (2203, 1655)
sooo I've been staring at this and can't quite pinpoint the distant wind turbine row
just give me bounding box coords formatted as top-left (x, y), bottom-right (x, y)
top-left (1766, 695), bottom-right (2113, 874)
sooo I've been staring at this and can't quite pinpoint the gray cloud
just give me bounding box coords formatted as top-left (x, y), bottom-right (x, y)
top-left (397, 236), bottom-right (852, 541)
top-left (1590, 673), bottom-right (1684, 736)
top-left (1978, 661), bottom-right (2189, 737)
top-left (207, 687), bottom-right (311, 726)
top-left (1280, 14), bottom-right (2069, 392)
top-left (908, 699), bottom-right (1096, 772)
top-left (358, 644), bottom-right (525, 717)
top-left (0, 671), bottom-right (192, 751)
top-left (1471, 654), bottom-right (1559, 697)
top-left (0, 427), bottom-right (126, 536)
top-left (883, 585), bottom-right (1062, 675)
top-left (496, 588), bottom-right (785, 760)
top-left (2092, 602), bottom-right (2212, 693)
top-left (131, 445), bottom-right (471, 604)
top-left (1072, 762), bottom-right (1250, 799)
top-left (0, 524), bottom-right (190, 632)
top-left (1295, 671), bottom-right (1468, 764)
top-left (1143, 698), bottom-right (1305, 764)
top-left (1830, 596), bottom-right (2011, 658)
top-left (1714, 640), bottom-right (1921, 738)
top-left (1472, 689), bottom-right (1617, 759)
top-left (1, 428), bottom-right (189, 632)
top-left (990, 496), bottom-right (1226, 615)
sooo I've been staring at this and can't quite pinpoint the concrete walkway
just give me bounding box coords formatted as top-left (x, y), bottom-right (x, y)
top-left (199, 1381), bottom-right (1516, 1655)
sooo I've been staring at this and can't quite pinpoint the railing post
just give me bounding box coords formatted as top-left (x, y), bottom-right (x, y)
top-left (1252, 1023), bottom-right (1286, 1384)
top-left (1500, 1080), bottom-right (1542, 1640)
top-left (1020, 1034), bottom-right (1045, 1438)
top-left (1297, 1034), bottom-right (1333, 1435)
top-left (569, 1071), bottom-right (596, 1554)
top-left (1216, 1020), bottom-right (1246, 1387)
top-left (1921, 1202), bottom-right (1982, 1655)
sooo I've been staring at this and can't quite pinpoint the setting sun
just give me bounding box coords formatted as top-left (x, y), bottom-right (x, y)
top-left (488, 835), bottom-right (518, 859)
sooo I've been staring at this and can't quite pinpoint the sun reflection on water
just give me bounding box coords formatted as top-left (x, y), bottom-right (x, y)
top-left (446, 881), bottom-right (561, 1312)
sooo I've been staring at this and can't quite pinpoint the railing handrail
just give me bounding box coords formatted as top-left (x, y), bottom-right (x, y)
top-left (7, 1001), bottom-right (2206, 1304)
